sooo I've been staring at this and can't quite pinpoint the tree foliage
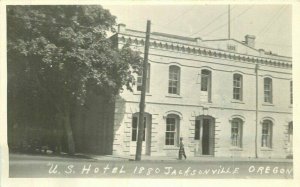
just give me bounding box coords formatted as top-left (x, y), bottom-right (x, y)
top-left (7, 5), bottom-right (142, 154)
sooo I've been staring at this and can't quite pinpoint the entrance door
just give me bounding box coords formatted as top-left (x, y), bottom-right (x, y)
top-left (194, 116), bottom-right (215, 156)
top-left (130, 113), bottom-right (152, 155)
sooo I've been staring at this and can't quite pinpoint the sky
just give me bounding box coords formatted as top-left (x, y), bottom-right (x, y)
top-left (103, 4), bottom-right (292, 57)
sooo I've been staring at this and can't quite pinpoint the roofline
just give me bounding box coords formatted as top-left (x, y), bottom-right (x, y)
top-left (151, 32), bottom-right (196, 42)
top-left (115, 30), bottom-right (292, 60)
top-left (203, 38), bottom-right (261, 53)
top-left (126, 30), bottom-right (258, 52)
top-left (201, 38), bottom-right (292, 59)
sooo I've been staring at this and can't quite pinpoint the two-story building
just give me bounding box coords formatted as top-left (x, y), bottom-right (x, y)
top-left (110, 23), bottom-right (293, 159)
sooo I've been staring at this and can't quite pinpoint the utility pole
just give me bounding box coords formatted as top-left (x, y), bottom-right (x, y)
top-left (255, 63), bottom-right (259, 158)
top-left (135, 20), bottom-right (151, 161)
top-left (228, 4), bottom-right (231, 39)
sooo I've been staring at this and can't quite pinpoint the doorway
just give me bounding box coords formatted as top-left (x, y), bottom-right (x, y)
top-left (130, 113), bottom-right (152, 155)
top-left (194, 116), bottom-right (215, 156)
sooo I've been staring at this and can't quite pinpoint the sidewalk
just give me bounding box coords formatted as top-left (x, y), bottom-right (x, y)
top-left (9, 152), bottom-right (293, 163)
top-left (87, 154), bottom-right (293, 163)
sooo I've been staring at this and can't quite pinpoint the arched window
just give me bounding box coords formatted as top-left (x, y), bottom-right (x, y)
top-left (261, 120), bottom-right (273, 148)
top-left (200, 69), bottom-right (212, 102)
top-left (168, 65), bottom-right (180, 94)
top-left (201, 69), bottom-right (211, 91)
top-left (137, 63), bottom-right (150, 93)
top-left (264, 78), bottom-right (273, 103)
top-left (231, 118), bottom-right (243, 148)
top-left (288, 122), bottom-right (293, 142)
top-left (165, 114), bottom-right (180, 146)
top-left (233, 74), bottom-right (243, 101)
top-left (290, 81), bottom-right (293, 104)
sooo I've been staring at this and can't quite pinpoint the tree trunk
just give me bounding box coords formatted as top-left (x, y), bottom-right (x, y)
top-left (63, 109), bottom-right (75, 155)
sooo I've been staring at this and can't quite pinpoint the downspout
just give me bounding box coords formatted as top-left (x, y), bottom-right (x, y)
top-left (255, 63), bottom-right (259, 158)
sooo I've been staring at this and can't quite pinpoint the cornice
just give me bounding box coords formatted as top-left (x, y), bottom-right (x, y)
top-left (116, 33), bottom-right (292, 69)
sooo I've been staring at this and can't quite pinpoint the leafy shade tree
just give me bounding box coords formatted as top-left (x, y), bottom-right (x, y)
top-left (7, 5), bottom-right (142, 155)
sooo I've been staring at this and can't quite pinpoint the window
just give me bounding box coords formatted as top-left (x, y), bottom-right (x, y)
top-left (288, 122), bottom-right (293, 142)
top-left (200, 69), bottom-right (212, 102)
top-left (131, 116), bottom-right (146, 141)
top-left (137, 63), bottom-right (150, 92)
top-left (264, 78), bottom-right (273, 103)
top-left (165, 114), bottom-right (180, 145)
top-left (231, 118), bottom-right (243, 148)
top-left (261, 120), bottom-right (273, 148)
top-left (168, 65), bottom-right (180, 94)
top-left (195, 120), bottom-right (200, 140)
top-left (131, 117), bottom-right (138, 141)
top-left (290, 81), bottom-right (293, 104)
top-left (201, 70), bottom-right (210, 91)
top-left (233, 74), bottom-right (243, 100)
top-left (227, 44), bottom-right (237, 51)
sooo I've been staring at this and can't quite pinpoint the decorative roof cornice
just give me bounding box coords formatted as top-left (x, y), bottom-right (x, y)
top-left (117, 33), bottom-right (292, 69)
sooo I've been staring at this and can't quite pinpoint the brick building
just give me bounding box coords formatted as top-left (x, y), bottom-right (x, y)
top-left (110, 24), bottom-right (293, 158)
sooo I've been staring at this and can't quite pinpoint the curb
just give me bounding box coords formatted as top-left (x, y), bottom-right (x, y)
top-left (90, 156), bottom-right (293, 163)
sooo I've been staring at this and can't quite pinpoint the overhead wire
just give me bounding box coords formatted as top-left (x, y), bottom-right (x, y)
top-left (164, 6), bottom-right (195, 26)
top-left (256, 41), bottom-right (291, 48)
top-left (189, 5), bottom-right (236, 37)
top-left (256, 6), bottom-right (287, 38)
top-left (151, 22), bottom-right (192, 35)
top-left (203, 5), bottom-right (254, 37)
top-left (11, 7), bottom-right (290, 54)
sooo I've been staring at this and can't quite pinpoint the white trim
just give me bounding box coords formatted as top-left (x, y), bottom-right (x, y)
top-left (163, 110), bottom-right (183, 120)
top-left (229, 115), bottom-right (246, 123)
top-left (260, 117), bottom-right (275, 125)
top-left (232, 70), bottom-right (246, 75)
top-left (168, 62), bottom-right (182, 67)
top-left (117, 34), bottom-right (292, 65)
top-left (120, 100), bottom-right (292, 114)
top-left (262, 74), bottom-right (274, 79)
top-left (199, 66), bottom-right (215, 71)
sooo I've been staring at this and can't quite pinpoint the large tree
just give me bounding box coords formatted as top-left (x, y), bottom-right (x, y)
top-left (7, 5), bottom-right (142, 154)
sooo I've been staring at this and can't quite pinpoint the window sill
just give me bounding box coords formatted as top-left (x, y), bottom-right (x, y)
top-left (231, 99), bottom-right (244, 104)
top-left (229, 147), bottom-right (243, 151)
top-left (262, 103), bottom-right (274, 106)
top-left (165, 94), bottom-right (182, 98)
top-left (260, 147), bottom-right (273, 151)
top-left (163, 146), bottom-right (179, 150)
top-left (201, 101), bottom-right (213, 105)
top-left (133, 92), bottom-right (152, 96)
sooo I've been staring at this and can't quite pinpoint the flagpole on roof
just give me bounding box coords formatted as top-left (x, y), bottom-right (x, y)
top-left (228, 4), bottom-right (231, 39)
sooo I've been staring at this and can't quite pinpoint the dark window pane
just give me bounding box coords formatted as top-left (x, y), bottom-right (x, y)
top-left (201, 75), bottom-right (208, 91)
top-left (195, 120), bottom-right (200, 140)
top-left (170, 125), bottom-right (175, 131)
top-left (132, 129), bottom-right (137, 141)
top-left (203, 119), bottom-right (210, 125)
top-left (170, 139), bottom-right (174, 145)
top-left (132, 117), bottom-right (137, 128)
top-left (290, 81), bottom-right (293, 104)
top-left (288, 122), bottom-right (293, 135)
top-left (137, 85), bottom-right (142, 91)
top-left (167, 118), bottom-right (175, 124)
